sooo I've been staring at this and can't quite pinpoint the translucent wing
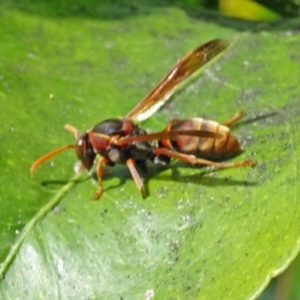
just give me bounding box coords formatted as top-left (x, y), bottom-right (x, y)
top-left (113, 129), bottom-right (221, 146)
top-left (126, 39), bottom-right (229, 122)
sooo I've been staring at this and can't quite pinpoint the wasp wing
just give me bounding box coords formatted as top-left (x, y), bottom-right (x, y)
top-left (114, 129), bottom-right (221, 146)
top-left (126, 39), bottom-right (229, 122)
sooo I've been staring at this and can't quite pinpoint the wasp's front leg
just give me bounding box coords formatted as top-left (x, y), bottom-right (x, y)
top-left (94, 156), bottom-right (110, 200)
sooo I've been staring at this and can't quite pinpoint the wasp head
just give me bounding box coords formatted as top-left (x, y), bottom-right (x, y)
top-left (75, 132), bottom-right (96, 171)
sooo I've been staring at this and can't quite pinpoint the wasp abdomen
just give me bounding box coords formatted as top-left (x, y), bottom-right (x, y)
top-left (169, 118), bottom-right (243, 159)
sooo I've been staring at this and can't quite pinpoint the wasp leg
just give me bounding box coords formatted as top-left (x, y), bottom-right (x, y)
top-left (126, 159), bottom-right (145, 197)
top-left (153, 148), bottom-right (256, 168)
top-left (223, 111), bottom-right (244, 127)
top-left (94, 157), bottom-right (110, 200)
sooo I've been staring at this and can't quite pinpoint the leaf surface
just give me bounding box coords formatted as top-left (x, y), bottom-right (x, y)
top-left (1, 3), bottom-right (300, 299)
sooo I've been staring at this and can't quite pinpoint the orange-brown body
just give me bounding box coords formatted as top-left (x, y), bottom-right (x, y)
top-left (30, 39), bottom-right (255, 199)
top-left (161, 118), bottom-right (243, 160)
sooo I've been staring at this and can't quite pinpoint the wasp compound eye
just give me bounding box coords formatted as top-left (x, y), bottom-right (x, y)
top-left (76, 134), bottom-right (95, 170)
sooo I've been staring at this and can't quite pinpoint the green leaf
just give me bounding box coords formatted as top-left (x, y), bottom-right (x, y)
top-left (1, 3), bottom-right (300, 299)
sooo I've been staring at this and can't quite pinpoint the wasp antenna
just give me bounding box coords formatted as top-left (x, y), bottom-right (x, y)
top-left (30, 145), bottom-right (76, 173)
top-left (64, 124), bottom-right (80, 140)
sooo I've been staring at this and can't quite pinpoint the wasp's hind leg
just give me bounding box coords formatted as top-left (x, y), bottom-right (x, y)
top-left (223, 111), bottom-right (244, 127)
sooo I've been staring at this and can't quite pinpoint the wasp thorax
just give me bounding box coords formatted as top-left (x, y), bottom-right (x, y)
top-left (107, 147), bottom-right (126, 164)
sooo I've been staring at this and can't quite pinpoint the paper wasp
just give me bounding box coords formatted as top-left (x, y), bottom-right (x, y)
top-left (31, 39), bottom-right (255, 199)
